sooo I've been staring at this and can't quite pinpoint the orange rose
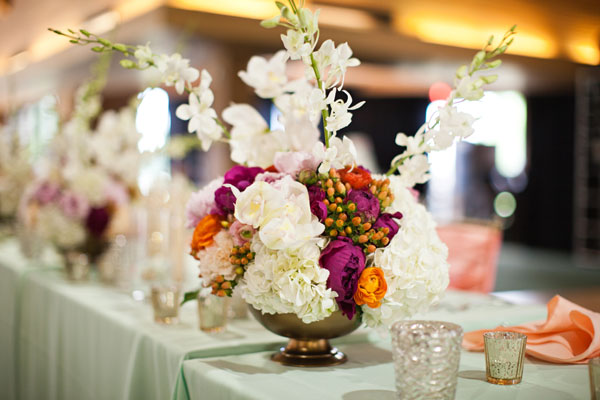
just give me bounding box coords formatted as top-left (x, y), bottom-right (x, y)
top-left (190, 214), bottom-right (222, 259)
top-left (353, 267), bottom-right (387, 308)
top-left (338, 166), bottom-right (372, 189)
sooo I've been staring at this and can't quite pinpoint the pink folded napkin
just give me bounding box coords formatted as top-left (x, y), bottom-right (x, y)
top-left (463, 295), bottom-right (600, 364)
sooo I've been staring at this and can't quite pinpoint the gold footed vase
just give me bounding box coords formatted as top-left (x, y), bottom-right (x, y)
top-left (249, 306), bottom-right (361, 367)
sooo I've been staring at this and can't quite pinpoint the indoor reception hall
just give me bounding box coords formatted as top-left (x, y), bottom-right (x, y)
top-left (0, 0), bottom-right (599, 399)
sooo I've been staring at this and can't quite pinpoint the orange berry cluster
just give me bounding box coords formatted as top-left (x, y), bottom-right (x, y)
top-left (318, 169), bottom-right (391, 255)
top-left (369, 178), bottom-right (394, 212)
top-left (208, 242), bottom-right (255, 297)
top-left (210, 275), bottom-right (236, 297)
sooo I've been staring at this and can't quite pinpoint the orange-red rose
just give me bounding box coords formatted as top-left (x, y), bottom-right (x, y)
top-left (338, 166), bottom-right (372, 189)
top-left (190, 214), bottom-right (222, 259)
top-left (353, 267), bottom-right (387, 308)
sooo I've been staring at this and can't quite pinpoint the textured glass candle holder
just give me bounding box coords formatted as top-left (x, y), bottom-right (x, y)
top-left (150, 286), bottom-right (180, 324)
top-left (590, 357), bottom-right (600, 400)
top-left (483, 331), bottom-right (527, 385)
top-left (198, 295), bottom-right (230, 333)
top-left (391, 320), bottom-right (463, 400)
top-left (63, 251), bottom-right (90, 281)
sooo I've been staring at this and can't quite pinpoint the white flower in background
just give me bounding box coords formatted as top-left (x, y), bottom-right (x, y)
top-left (233, 176), bottom-right (324, 250)
top-left (239, 238), bottom-right (336, 323)
top-left (395, 154), bottom-right (430, 187)
top-left (430, 105), bottom-right (475, 150)
top-left (68, 167), bottom-right (109, 206)
top-left (281, 29), bottom-right (312, 61)
top-left (313, 135), bottom-right (358, 174)
top-left (454, 76), bottom-right (484, 101)
top-left (238, 50), bottom-right (288, 99)
top-left (275, 84), bottom-right (325, 126)
top-left (176, 71), bottom-right (223, 151)
top-left (282, 115), bottom-right (320, 153)
top-left (134, 44), bottom-right (154, 68)
top-left (196, 231), bottom-right (237, 283)
top-left (395, 133), bottom-right (430, 156)
top-left (155, 53), bottom-right (200, 94)
top-left (222, 104), bottom-right (287, 167)
top-left (362, 175), bottom-right (449, 327)
top-left (325, 89), bottom-right (365, 134)
top-left (36, 206), bottom-right (86, 249)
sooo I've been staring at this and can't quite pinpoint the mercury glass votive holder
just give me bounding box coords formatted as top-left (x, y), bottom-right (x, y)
top-left (198, 295), bottom-right (230, 333)
top-left (483, 331), bottom-right (527, 385)
top-left (391, 320), bottom-right (463, 400)
top-left (150, 286), bottom-right (181, 325)
top-left (590, 357), bottom-right (600, 400)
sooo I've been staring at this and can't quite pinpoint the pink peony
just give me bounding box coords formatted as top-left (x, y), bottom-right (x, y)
top-left (228, 220), bottom-right (255, 245)
top-left (273, 151), bottom-right (320, 177)
top-left (185, 177), bottom-right (224, 228)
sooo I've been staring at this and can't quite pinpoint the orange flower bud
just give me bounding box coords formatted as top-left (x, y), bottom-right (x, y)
top-left (352, 216), bottom-right (361, 226)
top-left (367, 244), bottom-right (376, 253)
top-left (345, 226), bottom-right (352, 235)
top-left (215, 275), bottom-right (224, 283)
top-left (221, 281), bottom-right (232, 290)
top-left (335, 197), bottom-right (343, 204)
top-left (335, 219), bottom-right (344, 228)
top-left (325, 218), bottom-right (334, 227)
top-left (329, 229), bottom-right (338, 237)
top-left (358, 235), bottom-right (368, 243)
top-left (339, 213), bottom-right (348, 221)
top-left (354, 267), bottom-right (387, 308)
top-left (381, 237), bottom-right (390, 246)
top-left (362, 222), bottom-right (372, 231)
top-left (326, 179), bottom-right (334, 188)
top-left (327, 187), bottom-right (335, 197)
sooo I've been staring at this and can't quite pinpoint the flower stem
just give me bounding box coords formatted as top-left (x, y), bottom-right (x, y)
top-left (310, 53), bottom-right (330, 148)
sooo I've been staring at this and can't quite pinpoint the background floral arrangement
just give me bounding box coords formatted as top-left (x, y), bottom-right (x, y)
top-left (20, 57), bottom-right (144, 256)
top-left (0, 129), bottom-right (32, 226)
top-left (54, 0), bottom-right (514, 326)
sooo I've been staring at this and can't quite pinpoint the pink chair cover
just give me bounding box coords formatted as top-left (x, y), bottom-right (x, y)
top-left (437, 222), bottom-right (502, 293)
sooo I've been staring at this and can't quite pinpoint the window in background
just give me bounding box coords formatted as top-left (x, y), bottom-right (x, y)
top-left (12, 94), bottom-right (59, 162)
top-left (136, 88), bottom-right (171, 195)
top-left (426, 91), bottom-right (527, 221)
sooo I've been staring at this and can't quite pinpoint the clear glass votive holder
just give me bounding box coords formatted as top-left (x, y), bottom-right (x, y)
top-left (198, 294), bottom-right (230, 333)
top-left (63, 251), bottom-right (90, 281)
top-left (483, 331), bottom-right (527, 385)
top-left (391, 320), bottom-right (463, 400)
top-left (590, 357), bottom-right (600, 400)
top-left (150, 286), bottom-right (181, 325)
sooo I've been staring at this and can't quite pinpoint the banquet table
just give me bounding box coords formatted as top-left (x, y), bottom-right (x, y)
top-left (0, 239), bottom-right (60, 400)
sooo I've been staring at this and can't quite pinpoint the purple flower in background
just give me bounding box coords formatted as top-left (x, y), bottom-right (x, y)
top-left (319, 236), bottom-right (366, 320)
top-left (307, 185), bottom-right (327, 221)
top-left (59, 192), bottom-right (90, 219)
top-left (373, 212), bottom-right (403, 241)
top-left (86, 207), bottom-right (110, 237)
top-left (214, 166), bottom-right (264, 216)
top-left (346, 189), bottom-right (380, 222)
top-left (34, 181), bottom-right (60, 205)
top-left (223, 166), bottom-right (264, 191)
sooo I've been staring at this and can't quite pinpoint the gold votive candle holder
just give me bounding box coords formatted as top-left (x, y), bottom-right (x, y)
top-left (484, 331), bottom-right (527, 385)
top-left (198, 294), bottom-right (230, 333)
top-left (590, 357), bottom-right (600, 400)
top-left (150, 286), bottom-right (181, 325)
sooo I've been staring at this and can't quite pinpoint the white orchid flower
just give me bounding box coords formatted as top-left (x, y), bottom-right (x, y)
top-left (325, 89), bottom-right (365, 134)
top-left (155, 53), bottom-right (200, 94)
top-left (134, 43), bottom-right (154, 68)
top-left (238, 50), bottom-right (288, 99)
top-left (281, 30), bottom-right (312, 61)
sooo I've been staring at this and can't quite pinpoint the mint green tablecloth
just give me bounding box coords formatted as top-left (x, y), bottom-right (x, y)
top-left (181, 341), bottom-right (588, 400)
top-left (0, 239), bottom-right (60, 400)
top-left (179, 293), bottom-right (558, 400)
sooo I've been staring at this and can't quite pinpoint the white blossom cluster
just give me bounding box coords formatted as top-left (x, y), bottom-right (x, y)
top-left (364, 175), bottom-right (450, 327)
top-left (0, 127), bottom-right (32, 219)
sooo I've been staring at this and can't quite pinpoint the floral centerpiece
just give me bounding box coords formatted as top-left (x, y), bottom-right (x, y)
top-left (53, 0), bottom-right (514, 333)
top-left (21, 59), bottom-right (143, 272)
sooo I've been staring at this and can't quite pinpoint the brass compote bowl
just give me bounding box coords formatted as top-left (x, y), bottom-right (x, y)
top-left (249, 306), bottom-right (361, 367)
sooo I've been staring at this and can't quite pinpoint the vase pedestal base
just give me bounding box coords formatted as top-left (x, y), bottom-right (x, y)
top-left (271, 339), bottom-right (347, 367)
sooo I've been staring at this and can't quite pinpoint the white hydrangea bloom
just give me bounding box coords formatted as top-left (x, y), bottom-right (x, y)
top-left (155, 53), bottom-right (200, 94)
top-left (238, 238), bottom-right (337, 323)
top-left (363, 175), bottom-right (449, 328)
top-left (238, 50), bottom-right (288, 99)
top-left (222, 104), bottom-right (287, 168)
top-left (68, 167), bottom-right (109, 206)
top-left (196, 231), bottom-right (237, 282)
top-left (233, 176), bottom-right (324, 250)
top-left (36, 206), bottom-right (86, 249)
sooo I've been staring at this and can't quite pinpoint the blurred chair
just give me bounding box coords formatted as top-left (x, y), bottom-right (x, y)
top-left (437, 221), bottom-right (503, 293)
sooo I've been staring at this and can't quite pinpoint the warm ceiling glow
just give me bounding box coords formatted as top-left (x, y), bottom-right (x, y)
top-left (396, 16), bottom-right (557, 60)
top-left (566, 42), bottom-right (600, 66)
top-left (315, 4), bottom-right (378, 30)
top-left (167, 0), bottom-right (278, 20)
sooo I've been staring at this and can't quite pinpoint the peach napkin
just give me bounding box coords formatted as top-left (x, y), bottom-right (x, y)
top-left (463, 295), bottom-right (600, 364)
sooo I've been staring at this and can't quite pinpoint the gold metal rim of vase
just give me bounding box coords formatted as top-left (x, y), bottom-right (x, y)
top-left (270, 338), bottom-right (348, 367)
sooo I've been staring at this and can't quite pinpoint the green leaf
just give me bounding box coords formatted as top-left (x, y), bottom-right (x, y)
top-left (69, 39), bottom-right (79, 44)
top-left (181, 289), bottom-right (200, 306)
top-left (260, 15), bottom-right (281, 28)
top-left (80, 29), bottom-right (91, 37)
top-left (487, 59), bottom-right (502, 69)
top-left (275, 1), bottom-right (286, 10)
top-left (91, 46), bottom-right (104, 52)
